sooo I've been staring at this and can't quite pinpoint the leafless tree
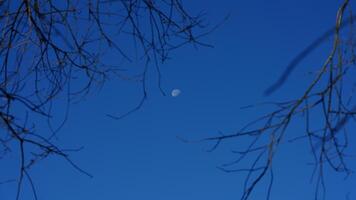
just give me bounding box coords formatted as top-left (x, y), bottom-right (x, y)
top-left (0, 0), bottom-right (211, 199)
top-left (203, 0), bottom-right (356, 199)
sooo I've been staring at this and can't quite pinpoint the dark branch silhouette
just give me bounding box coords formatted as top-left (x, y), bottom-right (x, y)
top-left (265, 13), bottom-right (356, 96)
top-left (0, 0), bottom-right (210, 199)
top-left (202, 0), bottom-right (355, 199)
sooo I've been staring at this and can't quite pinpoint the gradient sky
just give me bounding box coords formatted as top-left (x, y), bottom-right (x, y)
top-left (1, 0), bottom-right (356, 200)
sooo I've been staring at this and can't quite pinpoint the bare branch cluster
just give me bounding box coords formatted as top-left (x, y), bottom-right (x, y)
top-left (205, 0), bottom-right (356, 199)
top-left (0, 0), bottom-right (208, 199)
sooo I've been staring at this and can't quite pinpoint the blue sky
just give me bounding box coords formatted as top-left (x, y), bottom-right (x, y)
top-left (1, 0), bottom-right (356, 199)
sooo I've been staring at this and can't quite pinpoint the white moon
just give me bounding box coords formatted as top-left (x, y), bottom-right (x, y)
top-left (171, 89), bottom-right (181, 97)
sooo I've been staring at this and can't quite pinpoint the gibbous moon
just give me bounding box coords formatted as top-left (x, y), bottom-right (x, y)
top-left (171, 89), bottom-right (181, 97)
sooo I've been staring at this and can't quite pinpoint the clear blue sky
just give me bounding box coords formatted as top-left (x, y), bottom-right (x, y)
top-left (1, 0), bottom-right (356, 199)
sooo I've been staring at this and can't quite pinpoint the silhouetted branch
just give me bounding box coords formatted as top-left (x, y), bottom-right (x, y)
top-left (0, 0), bottom-right (209, 199)
top-left (205, 1), bottom-right (355, 199)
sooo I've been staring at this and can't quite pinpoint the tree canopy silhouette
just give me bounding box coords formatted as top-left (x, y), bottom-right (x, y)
top-left (203, 0), bottom-right (356, 199)
top-left (0, 1), bottom-right (210, 199)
